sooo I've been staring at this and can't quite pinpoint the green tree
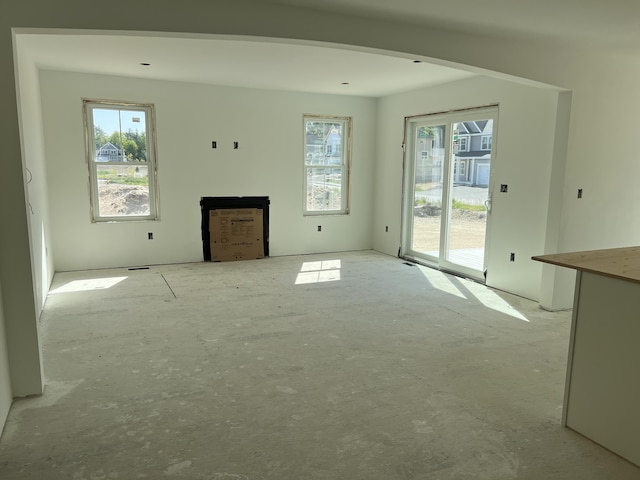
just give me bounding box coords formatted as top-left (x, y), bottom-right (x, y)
top-left (108, 131), bottom-right (123, 149)
top-left (123, 129), bottom-right (147, 161)
top-left (94, 125), bottom-right (107, 148)
top-left (122, 139), bottom-right (138, 160)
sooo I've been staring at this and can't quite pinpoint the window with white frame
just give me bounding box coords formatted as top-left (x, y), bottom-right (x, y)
top-left (458, 136), bottom-right (469, 151)
top-left (481, 135), bottom-right (492, 150)
top-left (304, 115), bottom-right (351, 214)
top-left (83, 100), bottom-right (158, 222)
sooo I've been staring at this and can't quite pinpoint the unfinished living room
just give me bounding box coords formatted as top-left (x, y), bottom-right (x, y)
top-left (2, 1), bottom-right (640, 479)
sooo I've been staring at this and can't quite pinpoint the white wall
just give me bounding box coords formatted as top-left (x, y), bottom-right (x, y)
top-left (557, 54), bottom-right (640, 252)
top-left (540, 91), bottom-right (576, 310)
top-left (0, 280), bottom-right (13, 435)
top-left (374, 76), bottom-right (561, 301)
top-left (0, 31), bottom-right (44, 403)
top-left (40, 71), bottom-right (376, 271)
top-left (15, 38), bottom-right (54, 313)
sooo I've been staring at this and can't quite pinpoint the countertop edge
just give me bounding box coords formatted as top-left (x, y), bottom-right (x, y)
top-left (532, 247), bottom-right (640, 284)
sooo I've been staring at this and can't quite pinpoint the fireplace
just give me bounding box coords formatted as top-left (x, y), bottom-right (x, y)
top-left (200, 196), bottom-right (270, 261)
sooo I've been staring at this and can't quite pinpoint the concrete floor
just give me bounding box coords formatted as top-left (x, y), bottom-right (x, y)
top-left (1, 251), bottom-right (638, 479)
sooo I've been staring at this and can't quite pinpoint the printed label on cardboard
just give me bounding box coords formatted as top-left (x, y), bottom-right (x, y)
top-left (209, 208), bottom-right (264, 261)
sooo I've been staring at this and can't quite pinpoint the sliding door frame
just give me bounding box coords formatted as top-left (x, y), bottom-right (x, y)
top-left (400, 105), bottom-right (499, 282)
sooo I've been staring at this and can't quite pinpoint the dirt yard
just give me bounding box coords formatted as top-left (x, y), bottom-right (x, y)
top-left (98, 185), bottom-right (150, 216)
top-left (412, 209), bottom-right (487, 252)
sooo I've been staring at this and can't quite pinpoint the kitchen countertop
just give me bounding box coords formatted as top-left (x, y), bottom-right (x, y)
top-left (532, 246), bottom-right (640, 284)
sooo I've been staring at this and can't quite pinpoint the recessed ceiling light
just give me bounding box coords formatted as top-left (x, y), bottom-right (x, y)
top-left (140, 62), bottom-right (151, 66)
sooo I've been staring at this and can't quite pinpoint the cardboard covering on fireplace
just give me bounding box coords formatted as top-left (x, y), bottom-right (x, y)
top-left (200, 196), bottom-right (270, 262)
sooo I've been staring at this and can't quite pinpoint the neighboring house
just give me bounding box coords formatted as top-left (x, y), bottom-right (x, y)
top-left (415, 126), bottom-right (443, 185)
top-left (415, 120), bottom-right (493, 187)
top-left (453, 120), bottom-right (493, 187)
top-left (305, 132), bottom-right (324, 162)
top-left (305, 124), bottom-right (342, 165)
top-left (324, 125), bottom-right (342, 162)
top-left (96, 142), bottom-right (124, 162)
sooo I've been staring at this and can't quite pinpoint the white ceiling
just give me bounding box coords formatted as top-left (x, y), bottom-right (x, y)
top-left (17, 0), bottom-right (640, 97)
top-left (17, 34), bottom-right (476, 98)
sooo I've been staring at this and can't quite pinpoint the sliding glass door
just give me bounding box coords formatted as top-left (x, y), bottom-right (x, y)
top-left (401, 107), bottom-right (498, 280)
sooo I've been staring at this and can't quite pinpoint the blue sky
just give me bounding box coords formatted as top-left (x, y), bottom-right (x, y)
top-left (94, 108), bottom-right (146, 135)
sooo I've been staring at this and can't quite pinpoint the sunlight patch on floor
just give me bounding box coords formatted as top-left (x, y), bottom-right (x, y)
top-left (296, 260), bottom-right (341, 285)
top-left (418, 266), bottom-right (467, 299)
top-left (418, 266), bottom-right (528, 321)
top-left (464, 280), bottom-right (529, 322)
top-left (49, 276), bottom-right (128, 294)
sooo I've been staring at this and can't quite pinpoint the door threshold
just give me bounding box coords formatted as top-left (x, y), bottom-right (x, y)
top-left (401, 255), bottom-right (486, 284)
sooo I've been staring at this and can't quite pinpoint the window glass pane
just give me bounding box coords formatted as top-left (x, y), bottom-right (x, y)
top-left (93, 108), bottom-right (148, 163)
top-left (306, 167), bottom-right (342, 211)
top-left (96, 164), bottom-right (150, 217)
top-left (412, 124), bottom-right (445, 255)
top-left (304, 115), bottom-right (350, 214)
top-left (305, 121), bottom-right (344, 166)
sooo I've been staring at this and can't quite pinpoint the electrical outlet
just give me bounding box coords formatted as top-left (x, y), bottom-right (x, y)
top-left (500, 184), bottom-right (508, 193)
top-left (148, 232), bottom-right (154, 240)
top-left (233, 141), bottom-right (239, 149)
top-left (211, 141), bottom-right (217, 149)
top-left (317, 225), bottom-right (322, 232)
top-left (578, 188), bottom-right (583, 199)
top-left (510, 252), bottom-right (515, 262)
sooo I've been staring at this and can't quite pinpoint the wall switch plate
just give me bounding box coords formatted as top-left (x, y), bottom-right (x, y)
top-left (500, 184), bottom-right (508, 193)
top-left (578, 188), bottom-right (583, 198)
top-left (211, 141), bottom-right (217, 149)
